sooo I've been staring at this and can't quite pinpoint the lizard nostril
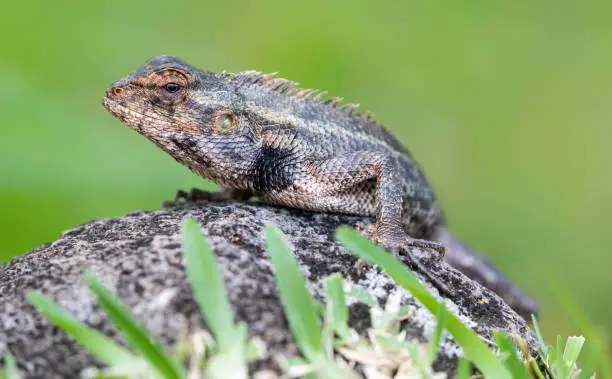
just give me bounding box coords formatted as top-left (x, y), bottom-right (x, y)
top-left (113, 87), bottom-right (124, 96)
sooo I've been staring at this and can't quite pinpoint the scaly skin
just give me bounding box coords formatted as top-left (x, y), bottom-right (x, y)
top-left (102, 55), bottom-right (538, 319)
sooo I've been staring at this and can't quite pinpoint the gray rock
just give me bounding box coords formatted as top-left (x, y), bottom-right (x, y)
top-left (0, 203), bottom-right (537, 378)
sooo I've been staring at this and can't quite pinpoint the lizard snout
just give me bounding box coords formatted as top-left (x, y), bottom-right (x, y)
top-left (106, 78), bottom-right (131, 99)
top-left (106, 85), bottom-right (124, 99)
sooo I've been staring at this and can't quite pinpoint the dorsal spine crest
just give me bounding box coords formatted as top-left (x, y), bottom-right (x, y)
top-left (228, 70), bottom-right (377, 122)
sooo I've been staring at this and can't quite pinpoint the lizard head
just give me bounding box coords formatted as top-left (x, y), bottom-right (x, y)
top-left (102, 55), bottom-right (265, 183)
top-left (102, 55), bottom-right (248, 137)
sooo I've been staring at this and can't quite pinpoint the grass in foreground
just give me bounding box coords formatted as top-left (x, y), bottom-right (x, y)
top-left (1, 218), bottom-right (600, 378)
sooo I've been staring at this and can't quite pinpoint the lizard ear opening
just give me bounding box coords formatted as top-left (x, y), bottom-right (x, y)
top-left (213, 111), bottom-right (237, 134)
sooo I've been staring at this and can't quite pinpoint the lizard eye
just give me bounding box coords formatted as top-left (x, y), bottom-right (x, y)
top-left (164, 82), bottom-right (181, 93)
top-left (213, 112), bottom-right (236, 133)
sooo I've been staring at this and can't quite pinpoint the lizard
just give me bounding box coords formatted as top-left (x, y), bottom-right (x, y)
top-left (102, 55), bottom-right (539, 320)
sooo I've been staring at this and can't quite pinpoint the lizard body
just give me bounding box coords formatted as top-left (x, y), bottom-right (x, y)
top-left (102, 55), bottom-right (538, 319)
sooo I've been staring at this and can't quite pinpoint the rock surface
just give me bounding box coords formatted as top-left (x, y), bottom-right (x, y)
top-left (0, 203), bottom-right (537, 378)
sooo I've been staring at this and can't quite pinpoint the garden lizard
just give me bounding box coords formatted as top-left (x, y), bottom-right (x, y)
top-left (102, 55), bottom-right (539, 319)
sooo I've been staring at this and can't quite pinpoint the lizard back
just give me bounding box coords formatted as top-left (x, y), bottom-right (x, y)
top-left (230, 71), bottom-right (446, 237)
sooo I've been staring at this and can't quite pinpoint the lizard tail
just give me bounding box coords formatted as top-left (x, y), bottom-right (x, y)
top-left (434, 229), bottom-right (539, 321)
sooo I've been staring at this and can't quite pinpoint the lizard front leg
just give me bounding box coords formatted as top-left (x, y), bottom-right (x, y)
top-left (294, 152), bottom-right (450, 294)
top-left (162, 187), bottom-right (253, 208)
top-left (301, 153), bottom-right (444, 254)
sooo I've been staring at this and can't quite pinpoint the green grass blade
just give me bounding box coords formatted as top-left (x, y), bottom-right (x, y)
top-left (205, 322), bottom-right (248, 379)
top-left (84, 272), bottom-right (186, 379)
top-left (264, 224), bottom-right (322, 362)
top-left (346, 284), bottom-right (377, 307)
top-left (245, 336), bottom-right (266, 363)
top-left (529, 358), bottom-right (546, 379)
top-left (427, 303), bottom-right (448, 365)
top-left (2, 353), bottom-right (19, 379)
top-left (494, 331), bottom-right (531, 379)
top-left (336, 227), bottom-right (511, 379)
top-left (456, 358), bottom-right (471, 379)
top-left (181, 217), bottom-right (236, 351)
top-left (26, 291), bottom-right (137, 366)
top-left (563, 336), bottom-right (585, 368)
top-left (89, 359), bottom-right (156, 378)
top-left (556, 335), bottom-right (567, 379)
top-left (408, 343), bottom-right (430, 378)
top-left (324, 274), bottom-right (350, 340)
top-left (531, 315), bottom-right (548, 358)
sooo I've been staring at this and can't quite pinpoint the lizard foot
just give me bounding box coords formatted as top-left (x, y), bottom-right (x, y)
top-left (383, 239), bottom-right (454, 298)
top-left (162, 187), bottom-right (254, 208)
top-left (162, 188), bottom-right (216, 208)
top-left (404, 238), bottom-right (446, 261)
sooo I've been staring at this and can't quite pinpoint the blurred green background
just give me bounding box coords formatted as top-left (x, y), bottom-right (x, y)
top-left (1, 0), bottom-right (610, 353)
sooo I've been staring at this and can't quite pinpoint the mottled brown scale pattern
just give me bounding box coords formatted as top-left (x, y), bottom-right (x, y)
top-left (102, 55), bottom-right (539, 319)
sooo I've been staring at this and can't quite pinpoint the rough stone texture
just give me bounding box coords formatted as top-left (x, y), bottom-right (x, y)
top-left (0, 203), bottom-right (537, 378)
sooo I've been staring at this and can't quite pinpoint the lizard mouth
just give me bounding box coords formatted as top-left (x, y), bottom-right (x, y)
top-left (102, 96), bottom-right (201, 134)
top-left (102, 96), bottom-right (162, 132)
top-left (102, 96), bottom-right (163, 133)
top-left (102, 97), bottom-right (136, 122)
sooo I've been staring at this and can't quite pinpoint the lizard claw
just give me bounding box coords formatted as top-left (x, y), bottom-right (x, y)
top-left (384, 240), bottom-right (455, 298)
top-left (162, 188), bottom-right (215, 208)
top-left (161, 189), bottom-right (190, 208)
top-left (162, 187), bottom-right (253, 208)
top-left (379, 233), bottom-right (446, 262)
top-left (403, 238), bottom-right (446, 261)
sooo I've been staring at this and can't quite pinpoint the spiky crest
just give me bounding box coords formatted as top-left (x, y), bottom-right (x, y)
top-left (225, 70), bottom-right (377, 122)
